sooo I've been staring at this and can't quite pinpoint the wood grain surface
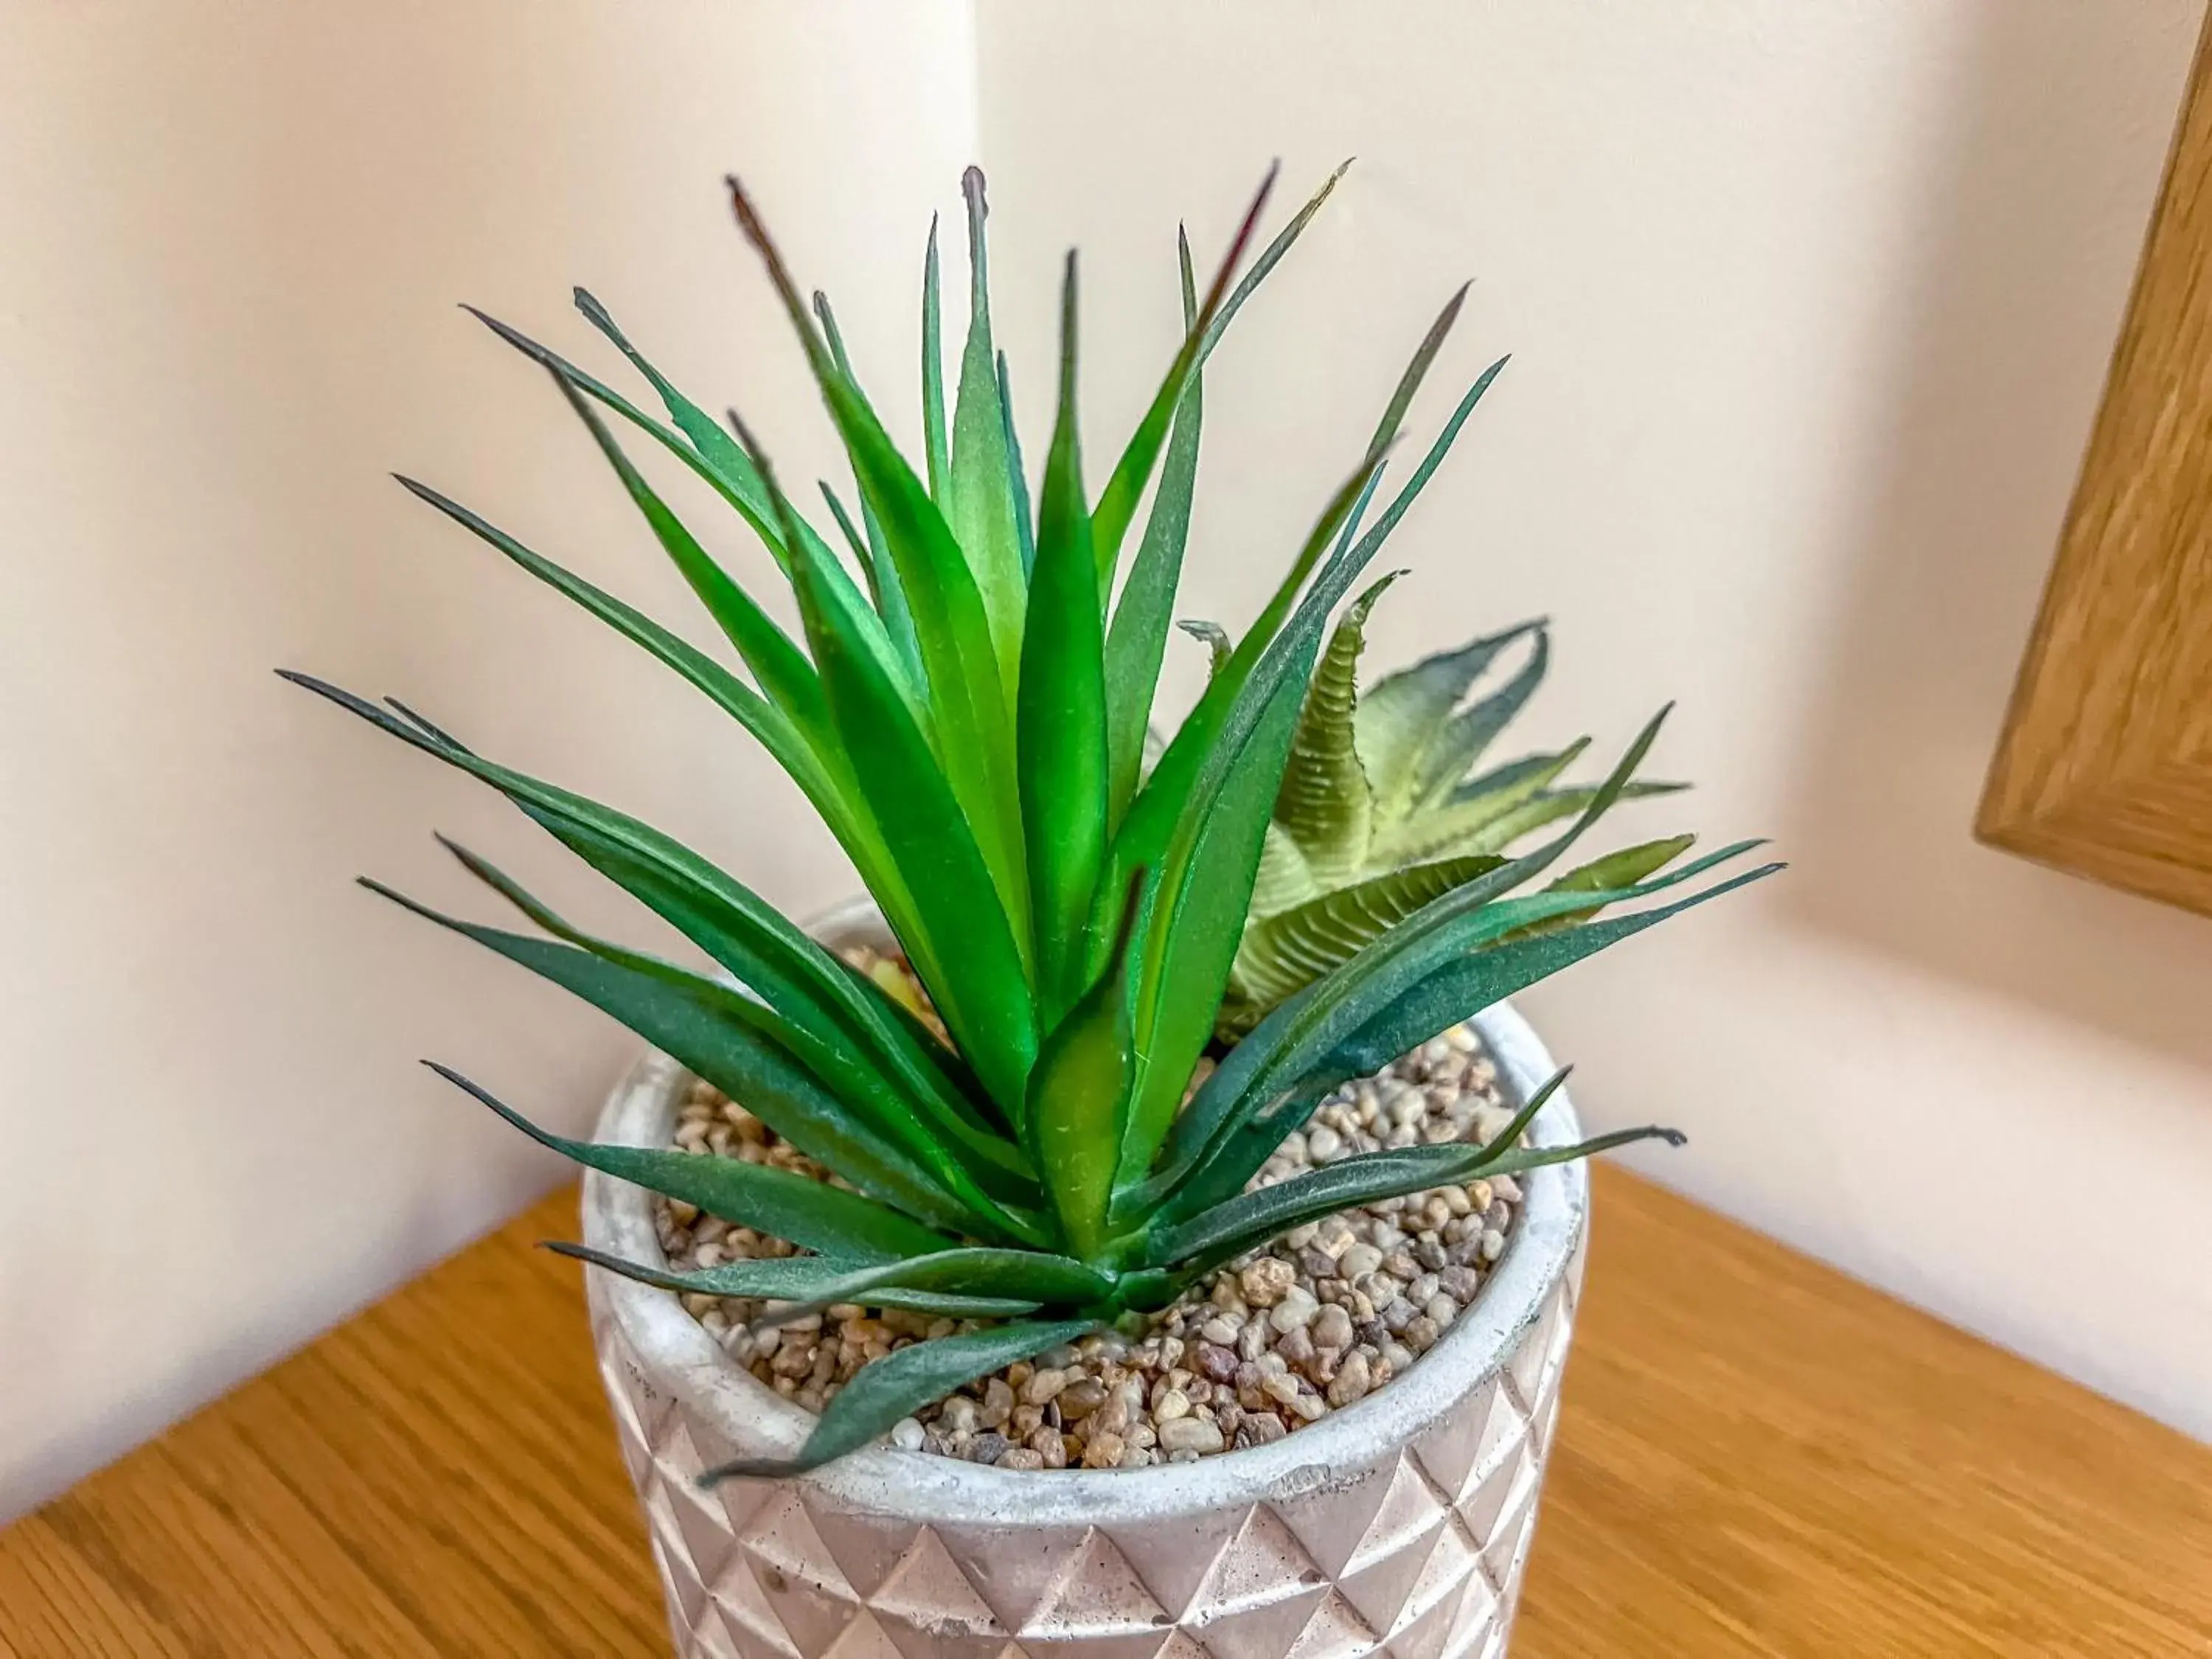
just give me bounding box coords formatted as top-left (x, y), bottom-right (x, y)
top-left (4, 1168), bottom-right (2208, 1657)
top-left (1978, 15), bottom-right (2212, 917)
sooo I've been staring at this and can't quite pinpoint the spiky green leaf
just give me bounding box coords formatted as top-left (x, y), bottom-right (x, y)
top-left (1018, 256), bottom-right (1109, 1015)
top-left (1103, 231), bottom-right (1205, 818)
top-left (546, 1242), bottom-right (1043, 1322)
top-left (945, 167), bottom-right (1027, 691)
top-left (704, 1318), bottom-right (1095, 1479)
top-left (428, 1065), bottom-right (952, 1262)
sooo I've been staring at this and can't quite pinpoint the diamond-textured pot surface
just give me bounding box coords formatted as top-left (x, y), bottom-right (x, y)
top-left (582, 902), bottom-right (1589, 1659)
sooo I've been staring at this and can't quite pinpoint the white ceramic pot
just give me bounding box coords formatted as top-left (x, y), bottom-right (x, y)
top-left (581, 900), bottom-right (1590, 1659)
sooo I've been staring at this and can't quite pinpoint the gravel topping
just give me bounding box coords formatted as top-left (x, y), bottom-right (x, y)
top-left (650, 956), bottom-right (1525, 1470)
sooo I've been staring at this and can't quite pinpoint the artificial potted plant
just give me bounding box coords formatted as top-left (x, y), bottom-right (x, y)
top-left (291, 161), bottom-right (1775, 1658)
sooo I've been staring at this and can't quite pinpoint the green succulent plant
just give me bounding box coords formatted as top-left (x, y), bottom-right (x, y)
top-left (1218, 604), bottom-right (1696, 1036)
top-left (285, 161), bottom-right (1778, 1478)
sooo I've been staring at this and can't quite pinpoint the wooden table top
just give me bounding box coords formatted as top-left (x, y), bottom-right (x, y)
top-left (4, 1166), bottom-right (2209, 1658)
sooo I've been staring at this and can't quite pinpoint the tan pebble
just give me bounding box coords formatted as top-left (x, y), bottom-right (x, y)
top-left (1153, 1388), bottom-right (1192, 1422)
top-left (981, 1377), bottom-right (1015, 1429)
top-left (1124, 1421), bottom-right (1158, 1450)
top-left (1082, 1432), bottom-right (1126, 1468)
top-left (1490, 1175), bottom-right (1523, 1204)
top-left (1338, 1242), bottom-right (1383, 1279)
top-left (998, 1449), bottom-right (1046, 1471)
top-left (1200, 1316), bottom-right (1241, 1346)
top-left (1312, 1304), bottom-right (1354, 1349)
top-left (1259, 1373), bottom-right (1303, 1407)
top-left (1022, 1367), bottom-right (1070, 1405)
top-left (1326, 1349), bottom-right (1373, 1407)
top-left (667, 1200), bottom-right (700, 1226)
top-left (1029, 1426), bottom-right (1067, 1469)
top-left (1158, 1416), bottom-right (1225, 1455)
top-left (1286, 1391), bottom-right (1327, 1423)
top-left (1058, 1378), bottom-right (1109, 1419)
top-left (1480, 1229), bottom-right (1506, 1262)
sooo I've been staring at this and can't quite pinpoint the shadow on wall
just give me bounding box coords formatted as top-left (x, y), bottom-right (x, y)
top-left (1781, 1), bottom-right (2212, 1071)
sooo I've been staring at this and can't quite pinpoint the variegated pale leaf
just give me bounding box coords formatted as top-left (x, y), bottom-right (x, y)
top-left (1357, 618), bottom-right (1544, 819)
top-left (1248, 820), bottom-right (1321, 919)
top-left (1441, 779), bottom-right (1688, 861)
top-left (1273, 574), bottom-right (1397, 883)
top-left (1371, 740), bottom-right (1588, 866)
top-left (1405, 627), bottom-right (1551, 812)
top-left (1222, 851), bottom-right (1509, 1031)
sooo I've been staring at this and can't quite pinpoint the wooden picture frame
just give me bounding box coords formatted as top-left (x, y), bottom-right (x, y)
top-left (1978, 18), bottom-right (2212, 917)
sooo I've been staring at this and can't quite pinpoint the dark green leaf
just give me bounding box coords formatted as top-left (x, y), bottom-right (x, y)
top-left (1110, 351), bottom-right (1510, 939)
top-left (546, 1242), bottom-right (1041, 1322)
top-left (1154, 1111), bottom-right (1682, 1276)
top-left (813, 293), bottom-right (925, 686)
top-left (426, 1064), bottom-right (952, 1262)
top-left (1104, 229), bottom-right (1206, 818)
top-left (995, 349), bottom-right (1035, 577)
top-left (472, 299), bottom-right (924, 720)
top-left (945, 167), bottom-right (1027, 692)
top-left (703, 1318), bottom-right (1096, 1479)
top-left (748, 1248), bottom-right (1115, 1332)
top-left (730, 178), bottom-right (1030, 938)
top-left (724, 411), bottom-right (1039, 1117)
top-left (1029, 880), bottom-right (1144, 1260)
top-left (922, 215), bottom-right (950, 501)
top-left (372, 879), bottom-right (1001, 1238)
top-left (1018, 254), bottom-right (1109, 1015)
top-left (279, 671), bottom-right (954, 1136)
top-left (1192, 159), bottom-right (1352, 370)
top-left (390, 474), bottom-right (851, 838)
top-left (1091, 164), bottom-right (1277, 587)
top-left (1324, 862), bottom-right (1784, 1086)
top-left (427, 836), bottom-right (1045, 1235)
top-left (541, 378), bottom-right (832, 744)
top-left (1164, 857), bottom-right (1777, 1219)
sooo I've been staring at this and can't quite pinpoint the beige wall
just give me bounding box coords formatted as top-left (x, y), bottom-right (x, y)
top-left (0, 0), bottom-right (976, 1515)
top-left (4, 0), bottom-right (2209, 1520)
top-left (976, 1), bottom-right (2212, 1436)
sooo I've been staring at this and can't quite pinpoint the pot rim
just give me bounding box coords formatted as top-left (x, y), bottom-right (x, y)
top-left (581, 895), bottom-right (1587, 1524)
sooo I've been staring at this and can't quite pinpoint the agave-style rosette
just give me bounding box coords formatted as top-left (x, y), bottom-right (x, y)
top-left (287, 161), bottom-right (1777, 1478)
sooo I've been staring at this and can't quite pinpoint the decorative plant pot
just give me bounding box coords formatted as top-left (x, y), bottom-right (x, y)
top-left (581, 900), bottom-right (1590, 1659)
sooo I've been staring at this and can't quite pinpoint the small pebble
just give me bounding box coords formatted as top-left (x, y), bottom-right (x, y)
top-left (1158, 1416), bottom-right (1226, 1455)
